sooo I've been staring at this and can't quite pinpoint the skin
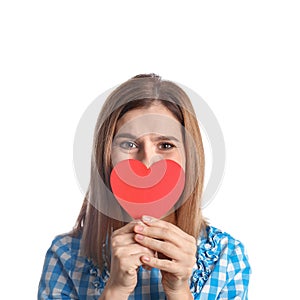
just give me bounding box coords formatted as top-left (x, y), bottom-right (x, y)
top-left (100, 103), bottom-right (195, 300)
top-left (111, 103), bottom-right (186, 170)
top-left (135, 216), bottom-right (196, 299)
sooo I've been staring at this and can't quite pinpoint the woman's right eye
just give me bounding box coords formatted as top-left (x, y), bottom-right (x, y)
top-left (119, 141), bottom-right (138, 150)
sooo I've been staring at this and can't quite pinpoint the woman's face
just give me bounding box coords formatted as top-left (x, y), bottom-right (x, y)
top-left (111, 102), bottom-right (186, 170)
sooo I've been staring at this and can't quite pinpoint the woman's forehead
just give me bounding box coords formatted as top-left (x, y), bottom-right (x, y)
top-left (115, 111), bottom-right (183, 141)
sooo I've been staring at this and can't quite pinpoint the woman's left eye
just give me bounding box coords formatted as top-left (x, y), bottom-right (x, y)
top-left (158, 142), bottom-right (175, 150)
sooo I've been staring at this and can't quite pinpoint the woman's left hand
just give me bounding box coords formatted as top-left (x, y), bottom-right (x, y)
top-left (133, 216), bottom-right (196, 298)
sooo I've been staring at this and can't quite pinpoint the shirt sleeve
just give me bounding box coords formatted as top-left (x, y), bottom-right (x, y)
top-left (216, 240), bottom-right (251, 300)
top-left (38, 236), bottom-right (79, 300)
top-left (192, 227), bottom-right (251, 300)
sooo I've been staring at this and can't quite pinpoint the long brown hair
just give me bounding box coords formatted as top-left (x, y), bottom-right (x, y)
top-left (73, 74), bottom-right (206, 271)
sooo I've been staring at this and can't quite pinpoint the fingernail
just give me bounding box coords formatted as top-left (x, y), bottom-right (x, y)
top-left (142, 256), bottom-right (150, 262)
top-left (135, 225), bottom-right (144, 232)
top-left (136, 234), bottom-right (144, 240)
top-left (142, 215), bottom-right (153, 223)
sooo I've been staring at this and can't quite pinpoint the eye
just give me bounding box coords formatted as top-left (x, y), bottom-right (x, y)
top-left (120, 141), bottom-right (138, 150)
top-left (158, 142), bottom-right (175, 150)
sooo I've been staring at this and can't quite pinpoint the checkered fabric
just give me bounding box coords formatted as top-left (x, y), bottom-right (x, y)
top-left (38, 226), bottom-right (251, 299)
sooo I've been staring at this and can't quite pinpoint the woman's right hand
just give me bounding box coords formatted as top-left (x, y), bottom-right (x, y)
top-left (101, 221), bottom-right (154, 299)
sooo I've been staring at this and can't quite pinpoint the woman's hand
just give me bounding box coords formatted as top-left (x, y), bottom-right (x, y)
top-left (103, 221), bottom-right (155, 299)
top-left (133, 216), bottom-right (196, 299)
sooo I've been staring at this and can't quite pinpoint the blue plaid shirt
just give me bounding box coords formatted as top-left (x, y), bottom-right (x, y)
top-left (38, 226), bottom-right (251, 299)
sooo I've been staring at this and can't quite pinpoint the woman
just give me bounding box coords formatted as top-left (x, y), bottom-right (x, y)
top-left (38, 74), bottom-right (251, 299)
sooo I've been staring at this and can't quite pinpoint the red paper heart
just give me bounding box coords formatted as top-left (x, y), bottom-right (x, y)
top-left (110, 159), bottom-right (185, 219)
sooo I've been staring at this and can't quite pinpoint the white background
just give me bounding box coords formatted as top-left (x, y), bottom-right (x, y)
top-left (1, 1), bottom-right (299, 299)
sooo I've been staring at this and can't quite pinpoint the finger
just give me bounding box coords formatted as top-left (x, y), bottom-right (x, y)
top-left (143, 216), bottom-right (193, 242)
top-left (118, 252), bottom-right (150, 275)
top-left (134, 234), bottom-right (181, 260)
top-left (114, 249), bottom-right (156, 275)
top-left (140, 255), bottom-right (178, 273)
top-left (111, 233), bottom-right (135, 247)
top-left (130, 251), bottom-right (157, 272)
top-left (134, 216), bottom-right (196, 244)
top-left (134, 224), bottom-right (193, 249)
top-left (129, 245), bottom-right (155, 257)
top-left (112, 220), bottom-right (143, 236)
top-left (115, 243), bottom-right (155, 257)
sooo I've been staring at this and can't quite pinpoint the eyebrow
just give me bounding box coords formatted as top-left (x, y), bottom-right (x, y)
top-left (114, 133), bottom-right (181, 142)
top-left (152, 135), bottom-right (180, 143)
top-left (114, 133), bottom-right (137, 140)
